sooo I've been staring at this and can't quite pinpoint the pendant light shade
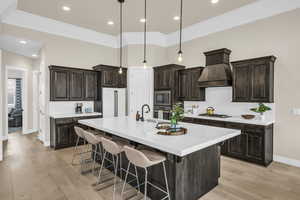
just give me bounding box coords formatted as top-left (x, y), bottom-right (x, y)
top-left (143, 0), bottom-right (147, 69)
top-left (178, 0), bottom-right (183, 62)
top-left (118, 0), bottom-right (125, 74)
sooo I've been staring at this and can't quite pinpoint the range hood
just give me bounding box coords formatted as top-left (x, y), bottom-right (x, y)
top-left (198, 48), bottom-right (232, 87)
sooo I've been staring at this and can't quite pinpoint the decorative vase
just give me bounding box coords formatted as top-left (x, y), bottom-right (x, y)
top-left (259, 113), bottom-right (265, 120)
top-left (171, 118), bottom-right (177, 128)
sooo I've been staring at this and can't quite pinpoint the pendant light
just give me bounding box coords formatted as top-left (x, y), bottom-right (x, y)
top-left (143, 0), bottom-right (147, 68)
top-left (118, 0), bottom-right (125, 74)
top-left (177, 0), bottom-right (183, 62)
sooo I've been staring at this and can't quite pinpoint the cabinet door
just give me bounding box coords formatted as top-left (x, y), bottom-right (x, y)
top-left (178, 70), bottom-right (189, 99)
top-left (162, 70), bottom-right (173, 89)
top-left (84, 71), bottom-right (97, 100)
top-left (245, 131), bottom-right (264, 162)
top-left (250, 60), bottom-right (270, 102)
top-left (102, 70), bottom-right (118, 87)
top-left (56, 123), bottom-right (73, 148)
top-left (154, 70), bottom-right (161, 90)
top-left (118, 69), bottom-right (127, 88)
top-left (232, 64), bottom-right (250, 102)
top-left (50, 69), bottom-right (70, 101)
top-left (189, 69), bottom-right (205, 101)
top-left (70, 70), bottom-right (84, 100)
top-left (227, 134), bottom-right (245, 158)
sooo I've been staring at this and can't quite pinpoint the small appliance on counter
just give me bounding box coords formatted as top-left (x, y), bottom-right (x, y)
top-left (75, 103), bottom-right (83, 114)
top-left (206, 107), bottom-right (215, 115)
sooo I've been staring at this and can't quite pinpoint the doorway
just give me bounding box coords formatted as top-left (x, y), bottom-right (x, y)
top-left (7, 78), bottom-right (23, 133)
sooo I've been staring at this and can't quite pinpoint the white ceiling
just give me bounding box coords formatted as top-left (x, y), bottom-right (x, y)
top-left (17, 0), bottom-right (257, 35)
top-left (0, 35), bottom-right (43, 58)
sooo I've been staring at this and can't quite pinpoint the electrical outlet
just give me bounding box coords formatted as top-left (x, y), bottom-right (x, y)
top-left (292, 108), bottom-right (300, 115)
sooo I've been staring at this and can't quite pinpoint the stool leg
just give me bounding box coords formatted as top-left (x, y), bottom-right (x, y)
top-left (92, 144), bottom-right (98, 175)
top-left (96, 151), bottom-right (107, 184)
top-left (121, 162), bottom-right (131, 198)
top-left (162, 162), bottom-right (170, 199)
top-left (144, 168), bottom-right (148, 200)
top-left (71, 136), bottom-right (80, 165)
top-left (134, 165), bottom-right (140, 194)
top-left (113, 155), bottom-right (119, 200)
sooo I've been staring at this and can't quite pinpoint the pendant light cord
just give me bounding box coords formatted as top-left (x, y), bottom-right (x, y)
top-left (120, 1), bottom-right (123, 69)
top-left (143, 0), bottom-right (147, 63)
top-left (179, 0), bottom-right (183, 52)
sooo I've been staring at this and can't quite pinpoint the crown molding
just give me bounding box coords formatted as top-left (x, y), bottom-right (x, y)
top-left (1, 0), bottom-right (300, 48)
top-left (2, 10), bottom-right (118, 48)
top-left (166, 0), bottom-right (300, 46)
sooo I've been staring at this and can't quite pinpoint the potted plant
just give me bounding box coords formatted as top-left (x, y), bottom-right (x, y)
top-left (250, 103), bottom-right (271, 120)
top-left (170, 103), bottom-right (184, 128)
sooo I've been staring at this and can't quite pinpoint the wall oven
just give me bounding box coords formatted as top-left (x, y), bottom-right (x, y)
top-left (154, 90), bottom-right (171, 106)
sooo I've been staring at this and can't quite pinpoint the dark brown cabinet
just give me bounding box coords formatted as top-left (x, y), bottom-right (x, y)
top-left (93, 65), bottom-right (127, 88)
top-left (181, 117), bottom-right (273, 166)
top-left (153, 64), bottom-right (185, 91)
top-left (84, 71), bottom-right (97, 100)
top-left (50, 115), bottom-right (101, 150)
top-left (178, 67), bottom-right (206, 101)
top-left (232, 56), bottom-right (276, 103)
top-left (49, 66), bottom-right (98, 101)
top-left (70, 70), bottom-right (84, 100)
top-left (50, 68), bottom-right (70, 101)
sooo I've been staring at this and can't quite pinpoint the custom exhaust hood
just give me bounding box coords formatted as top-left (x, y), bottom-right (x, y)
top-left (198, 48), bottom-right (232, 87)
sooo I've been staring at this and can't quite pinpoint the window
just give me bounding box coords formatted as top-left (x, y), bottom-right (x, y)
top-left (7, 79), bottom-right (16, 109)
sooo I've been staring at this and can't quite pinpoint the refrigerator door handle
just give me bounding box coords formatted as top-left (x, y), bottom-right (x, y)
top-left (114, 90), bottom-right (118, 117)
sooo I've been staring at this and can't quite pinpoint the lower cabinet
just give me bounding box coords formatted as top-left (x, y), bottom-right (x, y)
top-left (182, 117), bottom-right (273, 166)
top-left (50, 115), bottom-right (101, 150)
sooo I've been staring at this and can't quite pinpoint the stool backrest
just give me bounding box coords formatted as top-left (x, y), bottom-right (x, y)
top-left (74, 126), bottom-right (85, 138)
top-left (101, 137), bottom-right (121, 155)
top-left (83, 130), bottom-right (101, 145)
top-left (123, 146), bottom-right (151, 168)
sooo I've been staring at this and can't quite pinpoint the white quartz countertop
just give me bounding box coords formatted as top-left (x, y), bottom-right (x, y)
top-left (184, 114), bottom-right (274, 126)
top-left (49, 112), bottom-right (102, 119)
top-left (79, 117), bottom-right (241, 157)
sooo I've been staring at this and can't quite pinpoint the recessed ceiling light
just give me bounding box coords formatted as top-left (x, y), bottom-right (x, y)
top-left (62, 6), bottom-right (71, 11)
top-left (211, 0), bottom-right (219, 4)
top-left (107, 21), bottom-right (114, 25)
top-left (173, 16), bottom-right (180, 21)
top-left (19, 40), bottom-right (27, 44)
top-left (140, 18), bottom-right (146, 23)
top-left (32, 54), bottom-right (38, 57)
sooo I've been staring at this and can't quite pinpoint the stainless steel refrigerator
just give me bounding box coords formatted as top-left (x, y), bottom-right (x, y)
top-left (102, 88), bottom-right (127, 118)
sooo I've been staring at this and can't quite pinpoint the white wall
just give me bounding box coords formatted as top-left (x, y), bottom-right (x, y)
top-left (0, 49), bottom-right (3, 161)
top-left (184, 87), bottom-right (275, 120)
top-left (49, 101), bottom-right (94, 115)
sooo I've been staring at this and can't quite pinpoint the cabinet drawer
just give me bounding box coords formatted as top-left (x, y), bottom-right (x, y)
top-left (55, 118), bottom-right (74, 125)
top-left (182, 117), bottom-right (194, 123)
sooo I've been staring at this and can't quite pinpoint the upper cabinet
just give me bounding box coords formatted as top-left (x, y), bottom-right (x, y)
top-left (49, 66), bottom-right (98, 101)
top-left (153, 64), bottom-right (185, 91)
top-left (178, 67), bottom-right (206, 101)
top-left (93, 65), bottom-right (127, 88)
top-left (232, 56), bottom-right (276, 103)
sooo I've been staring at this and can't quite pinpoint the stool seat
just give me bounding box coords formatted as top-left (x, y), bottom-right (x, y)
top-left (101, 137), bottom-right (131, 155)
top-left (140, 149), bottom-right (166, 166)
top-left (83, 130), bottom-right (103, 145)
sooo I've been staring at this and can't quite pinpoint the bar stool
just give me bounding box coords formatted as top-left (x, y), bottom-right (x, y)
top-left (72, 126), bottom-right (87, 165)
top-left (96, 137), bottom-right (130, 200)
top-left (121, 146), bottom-right (170, 200)
top-left (82, 130), bottom-right (105, 174)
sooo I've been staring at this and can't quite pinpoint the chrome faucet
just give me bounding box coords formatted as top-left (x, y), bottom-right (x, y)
top-left (140, 104), bottom-right (151, 121)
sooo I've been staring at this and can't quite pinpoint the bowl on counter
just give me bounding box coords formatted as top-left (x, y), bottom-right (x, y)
top-left (241, 114), bottom-right (255, 120)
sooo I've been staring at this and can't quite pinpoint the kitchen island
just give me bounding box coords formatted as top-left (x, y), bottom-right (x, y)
top-left (79, 117), bottom-right (240, 200)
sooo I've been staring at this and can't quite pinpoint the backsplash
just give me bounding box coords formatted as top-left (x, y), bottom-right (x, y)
top-left (184, 87), bottom-right (275, 119)
top-left (49, 101), bottom-right (94, 114)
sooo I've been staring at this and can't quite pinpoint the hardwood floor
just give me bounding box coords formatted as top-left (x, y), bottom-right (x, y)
top-left (1, 132), bottom-right (300, 200)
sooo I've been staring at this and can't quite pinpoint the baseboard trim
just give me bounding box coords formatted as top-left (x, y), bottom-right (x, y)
top-left (274, 155), bottom-right (300, 168)
top-left (44, 141), bottom-right (50, 147)
top-left (23, 129), bottom-right (38, 134)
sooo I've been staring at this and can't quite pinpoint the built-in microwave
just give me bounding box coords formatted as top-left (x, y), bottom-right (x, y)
top-left (154, 90), bottom-right (171, 106)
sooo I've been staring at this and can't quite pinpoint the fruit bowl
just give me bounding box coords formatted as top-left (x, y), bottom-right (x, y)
top-left (241, 114), bottom-right (255, 120)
